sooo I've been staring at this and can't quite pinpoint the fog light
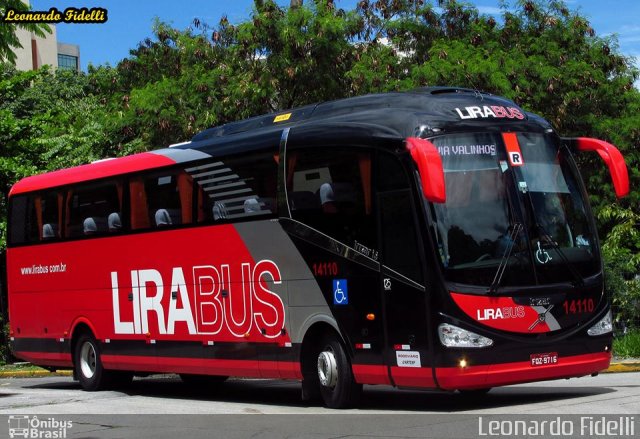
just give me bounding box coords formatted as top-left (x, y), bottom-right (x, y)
top-left (438, 323), bottom-right (493, 348)
top-left (587, 310), bottom-right (613, 336)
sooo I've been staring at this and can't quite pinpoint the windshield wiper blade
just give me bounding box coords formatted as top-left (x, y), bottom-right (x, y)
top-left (520, 188), bottom-right (585, 288)
top-left (488, 222), bottom-right (523, 295)
top-left (533, 220), bottom-right (585, 287)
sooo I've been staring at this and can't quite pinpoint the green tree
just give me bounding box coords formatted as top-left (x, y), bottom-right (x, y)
top-left (0, 64), bottom-right (113, 252)
top-left (0, 0), bottom-right (51, 65)
top-left (599, 205), bottom-right (640, 329)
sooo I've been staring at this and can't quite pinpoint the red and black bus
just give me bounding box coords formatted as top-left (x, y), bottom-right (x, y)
top-left (6, 88), bottom-right (629, 408)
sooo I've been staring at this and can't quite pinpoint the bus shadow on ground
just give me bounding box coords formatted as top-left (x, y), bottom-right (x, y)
top-left (26, 376), bottom-right (616, 412)
top-left (360, 385), bottom-right (616, 412)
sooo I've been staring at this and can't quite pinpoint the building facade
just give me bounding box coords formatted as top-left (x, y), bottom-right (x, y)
top-left (8, 1), bottom-right (81, 72)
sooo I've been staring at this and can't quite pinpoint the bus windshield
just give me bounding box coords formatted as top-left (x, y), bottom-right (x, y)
top-left (429, 132), bottom-right (600, 288)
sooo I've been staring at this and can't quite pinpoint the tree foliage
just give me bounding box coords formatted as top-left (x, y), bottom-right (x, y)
top-left (0, 65), bottom-right (111, 252)
top-left (0, 0), bottom-right (52, 65)
top-left (599, 205), bottom-right (640, 329)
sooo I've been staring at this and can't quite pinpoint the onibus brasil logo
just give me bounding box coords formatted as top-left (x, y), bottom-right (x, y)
top-left (8, 416), bottom-right (72, 439)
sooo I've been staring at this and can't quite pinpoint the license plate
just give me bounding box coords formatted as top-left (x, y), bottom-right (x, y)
top-left (530, 352), bottom-right (558, 367)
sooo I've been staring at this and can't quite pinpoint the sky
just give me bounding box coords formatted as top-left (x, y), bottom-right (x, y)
top-left (30, 0), bottom-right (640, 73)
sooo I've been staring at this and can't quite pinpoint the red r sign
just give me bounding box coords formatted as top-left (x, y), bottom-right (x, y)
top-left (502, 132), bottom-right (524, 167)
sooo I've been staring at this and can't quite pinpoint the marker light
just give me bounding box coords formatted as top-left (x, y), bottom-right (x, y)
top-left (438, 323), bottom-right (493, 348)
top-left (587, 310), bottom-right (613, 336)
top-left (366, 313), bottom-right (375, 321)
top-left (459, 359), bottom-right (468, 368)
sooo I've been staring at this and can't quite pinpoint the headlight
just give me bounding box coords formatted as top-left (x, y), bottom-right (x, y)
top-left (587, 310), bottom-right (613, 336)
top-left (438, 323), bottom-right (493, 348)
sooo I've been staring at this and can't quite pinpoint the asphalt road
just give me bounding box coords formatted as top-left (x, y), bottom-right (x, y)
top-left (0, 373), bottom-right (638, 438)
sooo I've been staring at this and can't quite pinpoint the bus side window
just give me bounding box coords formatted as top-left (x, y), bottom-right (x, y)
top-left (130, 176), bottom-right (150, 230)
top-left (37, 192), bottom-right (62, 241)
top-left (193, 153), bottom-right (277, 223)
top-left (287, 149), bottom-right (376, 250)
top-left (146, 174), bottom-right (183, 227)
top-left (377, 152), bottom-right (423, 282)
top-left (8, 196), bottom-right (26, 245)
top-left (9, 195), bottom-right (37, 244)
top-left (66, 181), bottom-right (121, 238)
top-left (131, 169), bottom-right (194, 230)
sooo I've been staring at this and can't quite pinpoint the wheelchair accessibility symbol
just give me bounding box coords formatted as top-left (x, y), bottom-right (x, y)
top-left (535, 241), bottom-right (553, 265)
top-left (333, 279), bottom-right (348, 305)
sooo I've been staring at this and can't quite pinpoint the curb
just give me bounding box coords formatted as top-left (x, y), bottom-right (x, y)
top-left (603, 362), bottom-right (640, 373)
top-left (0, 370), bottom-right (72, 378)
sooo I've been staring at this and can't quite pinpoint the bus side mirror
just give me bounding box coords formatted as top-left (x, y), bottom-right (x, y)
top-left (406, 137), bottom-right (446, 203)
top-left (566, 137), bottom-right (629, 198)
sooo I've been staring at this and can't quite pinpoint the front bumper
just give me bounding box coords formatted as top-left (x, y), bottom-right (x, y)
top-left (435, 351), bottom-right (611, 390)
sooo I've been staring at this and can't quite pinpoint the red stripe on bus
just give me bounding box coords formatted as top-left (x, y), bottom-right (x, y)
top-left (10, 152), bottom-right (176, 195)
top-left (390, 366), bottom-right (436, 388)
top-left (502, 132), bottom-right (524, 167)
top-left (15, 351), bottom-right (72, 367)
top-left (450, 292), bottom-right (551, 333)
top-left (435, 351), bottom-right (610, 390)
top-left (278, 360), bottom-right (304, 380)
top-left (102, 355), bottom-right (301, 379)
top-left (352, 364), bottom-right (391, 385)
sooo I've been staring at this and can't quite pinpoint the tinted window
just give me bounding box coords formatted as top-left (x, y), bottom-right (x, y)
top-left (377, 151), bottom-right (410, 192)
top-left (287, 148), bottom-right (376, 251)
top-left (190, 153), bottom-right (277, 222)
top-left (129, 169), bottom-right (193, 230)
top-left (378, 153), bottom-right (423, 282)
top-left (9, 191), bottom-right (64, 244)
top-left (8, 196), bottom-right (30, 245)
top-left (66, 182), bottom-right (121, 237)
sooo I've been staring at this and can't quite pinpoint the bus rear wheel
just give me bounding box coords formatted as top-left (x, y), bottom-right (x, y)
top-left (316, 335), bottom-right (361, 409)
top-left (74, 333), bottom-right (110, 391)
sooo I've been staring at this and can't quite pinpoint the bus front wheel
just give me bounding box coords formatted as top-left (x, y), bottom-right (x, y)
top-left (74, 333), bottom-right (110, 391)
top-left (316, 335), bottom-right (361, 409)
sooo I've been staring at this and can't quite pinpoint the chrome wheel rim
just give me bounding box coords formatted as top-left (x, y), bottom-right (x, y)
top-left (80, 341), bottom-right (97, 379)
top-left (317, 348), bottom-right (338, 388)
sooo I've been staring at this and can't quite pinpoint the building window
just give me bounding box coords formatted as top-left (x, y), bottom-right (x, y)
top-left (57, 54), bottom-right (78, 71)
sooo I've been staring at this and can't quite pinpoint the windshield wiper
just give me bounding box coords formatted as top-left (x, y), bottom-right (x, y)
top-left (488, 164), bottom-right (524, 295)
top-left (519, 185), bottom-right (585, 288)
top-left (488, 222), bottom-right (523, 295)
top-left (533, 221), bottom-right (585, 287)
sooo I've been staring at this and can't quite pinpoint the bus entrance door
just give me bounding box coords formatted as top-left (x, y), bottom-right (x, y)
top-left (378, 189), bottom-right (434, 389)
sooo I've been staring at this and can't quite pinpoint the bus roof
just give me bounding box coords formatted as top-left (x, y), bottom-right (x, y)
top-left (190, 87), bottom-right (549, 143)
top-left (10, 87), bottom-right (551, 196)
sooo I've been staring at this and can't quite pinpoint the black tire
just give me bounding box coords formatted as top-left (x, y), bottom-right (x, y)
top-left (74, 333), bottom-right (110, 391)
top-left (315, 335), bottom-right (362, 409)
top-left (180, 374), bottom-right (228, 387)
